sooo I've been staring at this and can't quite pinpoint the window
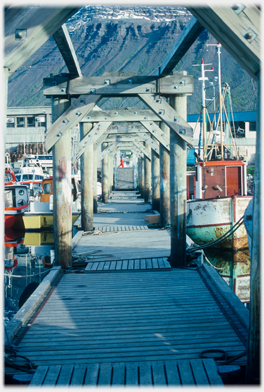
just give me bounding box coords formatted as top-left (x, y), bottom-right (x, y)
top-left (43, 183), bottom-right (51, 194)
top-left (232, 121), bottom-right (245, 138)
top-left (27, 117), bottom-right (35, 127)
top-left (36, 116), bottom-right (46, 127)
top-left (17, 117), bottom-right (25, 127)
top-left (35, 175), bottom-right (40, 180)
top-left (22, 174), bottom-right (29, 180)
top-left (249, 121), bottom-right (256, 132)
top-left (6, 117), bottom-right (15, 128)
top-left (16, 175), bottom-right (21, 182)
top-left (38, 121), bottom-right (46, 127)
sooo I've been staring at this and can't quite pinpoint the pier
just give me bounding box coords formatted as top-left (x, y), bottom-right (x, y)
top-left (6, 180), bottom-right (250, 386)
top-left (4, 4), bottom-right (261, 386)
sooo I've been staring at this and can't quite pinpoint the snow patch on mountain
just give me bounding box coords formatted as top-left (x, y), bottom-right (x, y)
top-left (67, 5), bottom-right (191, 32)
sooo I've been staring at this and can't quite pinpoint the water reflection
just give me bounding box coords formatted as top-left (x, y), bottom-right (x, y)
top-left (4, 228), bottom-right (55, 322)
top-left (204, 248), bottom-right (250, 304)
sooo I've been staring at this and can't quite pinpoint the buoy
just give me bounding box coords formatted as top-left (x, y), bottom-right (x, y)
top-left (42, 255), bottom-right (52, 267)
top-left (4, 256), bottom-right (18, 271)
top-left (5, 169), bottom-right (16, 185)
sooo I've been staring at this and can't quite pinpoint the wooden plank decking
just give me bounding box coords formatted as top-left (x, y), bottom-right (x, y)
top-left (29, 358), bottom-right (223, 386)
top-left (15, 269), bottom-right (247, 371)
top-left (7, 190), bottom-right (249, 386)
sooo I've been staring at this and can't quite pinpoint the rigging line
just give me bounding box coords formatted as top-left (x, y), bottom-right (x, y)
top-left (187, 216), bottom-right (244, 252)
top-left (4, 269), bottom-right (51, 278)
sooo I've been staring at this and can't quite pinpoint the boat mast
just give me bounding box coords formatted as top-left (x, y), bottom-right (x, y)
top-left (201, 59), bottom-right (207, 160)
top-left (216, 43), bottom-right (224, 159)
top-left (198, 59), bottom-right (213, 160)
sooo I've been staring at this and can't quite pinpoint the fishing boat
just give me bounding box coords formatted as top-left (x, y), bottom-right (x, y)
top-left (5, 170), bottom-right (29, 230)
top-left (15, 157), bottom-right (48, 187)
top-left (186, 44), bottom-right (252, 250)
top-left (23, 176), bottom-right (81, 230)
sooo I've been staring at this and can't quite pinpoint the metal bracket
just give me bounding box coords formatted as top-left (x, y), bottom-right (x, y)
top-left (231, 4), bottom-right (246, 15)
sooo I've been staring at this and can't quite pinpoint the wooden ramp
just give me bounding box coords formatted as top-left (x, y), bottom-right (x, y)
top-left (116, 167), bottom-right (135, 190)
top-left (30, 358), bottom-right (223, 386)
top-left (13, 268), bottom-right (248, 387)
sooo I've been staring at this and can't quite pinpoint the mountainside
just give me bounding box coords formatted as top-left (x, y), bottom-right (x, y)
top-left (7, 5), bottom-right (257, 114)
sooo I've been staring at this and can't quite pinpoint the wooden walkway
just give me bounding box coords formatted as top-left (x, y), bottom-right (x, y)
top-left (13, 267), bottom-right (248, 386)
top-left (7, 190), bottom-right (249, 386)
top-left (30, 358), bottom-right (223, 386)
top-left (116, 167), bottom-right (135, 189)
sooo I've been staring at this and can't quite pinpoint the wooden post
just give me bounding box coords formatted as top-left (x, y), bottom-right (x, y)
top-left (80, 122), bottom-right (93, 231)
top-left (137, 158), bottom-right (142, 194)
top-left (247, 71), bottom-right (261, 384)
top-left (140, 157), bottom-right (145, 200)
top-left (144, 143), bottom-right (151, 203)
top-left (151, 140), bottom-right (160, 211)
top-left (93, 146), bottom-right (98, 213)
top-left (170, 93), bottom-right (187, 267)
top-left (102, 142), bottom-right (108, 203)
top-left (52, 96), bottom-right (72, 268)
top-left (2, 67), bottom-right (9, 263)
top-left (160, 122), bottom-right (170, 227)
top-left (109, 155), bottom-right (113, 193)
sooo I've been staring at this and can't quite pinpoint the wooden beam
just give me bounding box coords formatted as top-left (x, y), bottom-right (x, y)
top-left (105, 133), bottom-right (150, 143)
top-left (137, 134), bottom-right (160, 155)
top-left (153, 16), bottom-right (204, 76)
top-left (141, 120), bottom-right (170, 151)
top-left (45, 94), bottom-right (101, 152)
top-left (116, 143), bottom-right (144, 158)
top-left (53, 24), bottom-right (82, 78)
top-left (108, 125), bottom-right (147, 134)
top-left (98, 143), bottom-right (117, 162)
top-left (188, 5), bottom-right (260, 80)
top-left (139, 94), bottom-right (193, 145)
top-left (4, 6), bottom-right (79, 73)
top-left (83, 109), bottom-right (160, 122)
top-left (43, 73), bottom-right (194, 96)
top-left (94, 132), bottom-right (109, 151)
top-left (76, 121), bottom-right (112, 160)
top-left (133, 142), bottom-right (151, 160)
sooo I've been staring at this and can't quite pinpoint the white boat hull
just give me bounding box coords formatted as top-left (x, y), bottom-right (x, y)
top-left (186, 196), bottom-right (252, 250)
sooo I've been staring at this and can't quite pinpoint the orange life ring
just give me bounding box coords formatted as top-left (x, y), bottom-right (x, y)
top-left (42, 255), bottom-right (52, 267)
top-left (5, 169), bottom-right (16, 185)
top-left (4, 255), bottom-right (18, 271)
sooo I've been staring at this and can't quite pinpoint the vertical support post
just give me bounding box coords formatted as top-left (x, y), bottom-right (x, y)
top-left (2, 67), bottom-right (9, 264)
top-left (113, 153), bottom-right (116, 190)
top-left (151, 143), bottom-right (160, 211)
top-left (93, 146), bottom-right (98, 213)
top-left (109, 155), bottom-right (113, 193)
top-left (144, 143), bottom-right (151, 203)
top-left (102, 142), bottom-right (108, 203)
top-left (159, 122), bottom-right (170, 227)
top-left (133, 154), bottom-right (138, 189)
top-left (52, 96), bottom-right (72, 268)
top-left (140, 157), bottom-right (145, 200)
top-left (80, 122), bottom-right (93, 231)
top-left (170, 94), bottom-right (187, 267)
top-left (247, 71), bottom-right (261, 384)
top-left (137, 158), bottom-right (142, 194)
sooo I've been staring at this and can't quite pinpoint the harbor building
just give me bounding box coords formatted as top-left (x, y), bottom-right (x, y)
top-left (6, 107), bottom-right (257, 167)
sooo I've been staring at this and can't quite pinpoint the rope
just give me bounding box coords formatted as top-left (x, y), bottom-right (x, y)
top-left (82, 230), bottom-right (120, 236)
top-left (4, 269), bottom-right (50, 278)
top-left (200, 348), bottom-right (247, 364)
top-left (187, 215), bottom-right (244, 253)
top-left (4, 324), bottom-right (34, 374)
